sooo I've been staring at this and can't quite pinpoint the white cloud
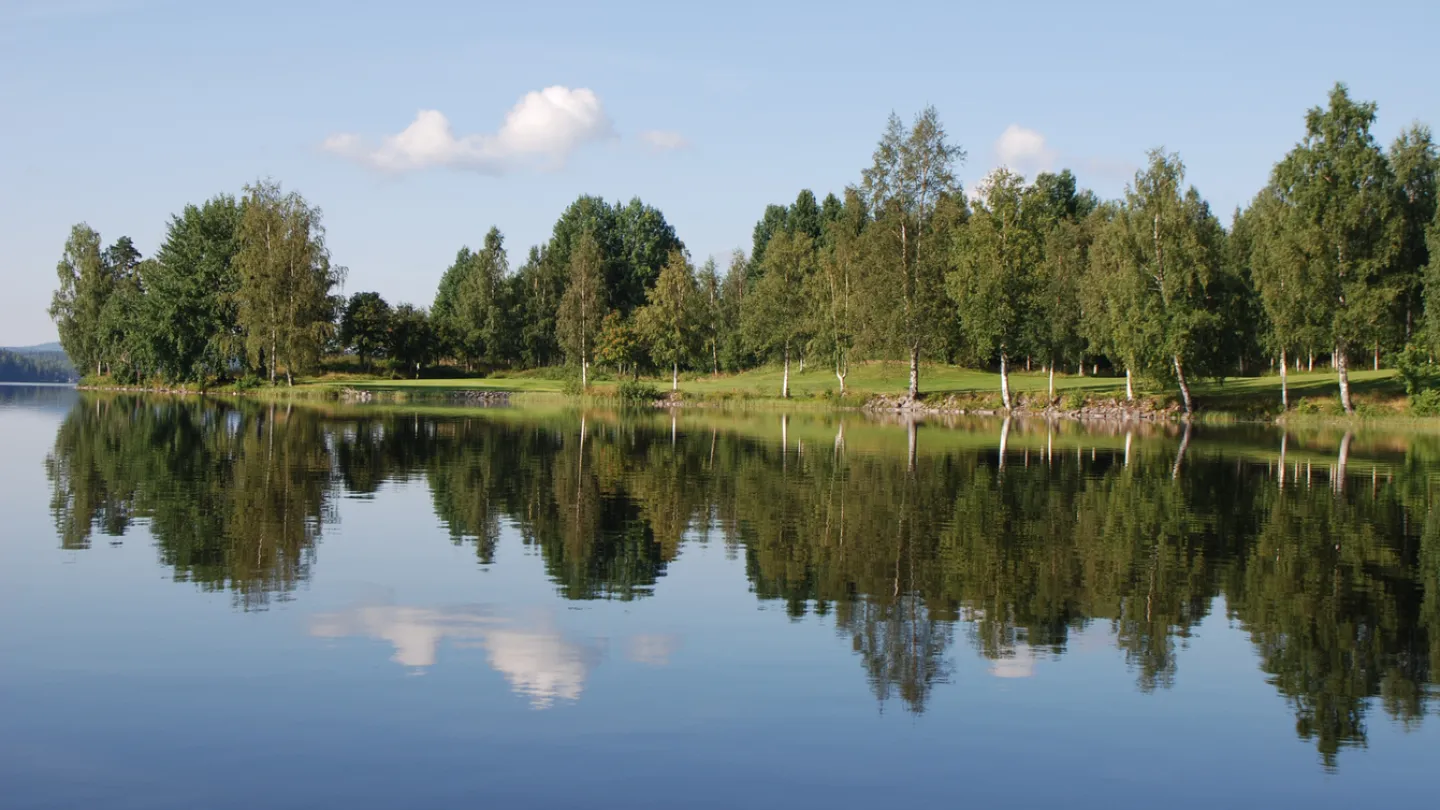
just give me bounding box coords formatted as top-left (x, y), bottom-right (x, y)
top-left (324, 86), bottom-right (613, 174)
top-left (639, 130), bottom-right (689, 152)
top-left (993, 124), bottom-right (1058, 177)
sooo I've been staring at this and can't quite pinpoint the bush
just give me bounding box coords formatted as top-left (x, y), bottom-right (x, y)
top-left (1393, 344), bottom-right (1437, 396)
top-left (1410, 389), bottom-right (1440, 416)
top-left (561, 377), bottom-right (585, 397)
top-left (234, 374), bottom-right (263, 391)
top-left (617, 379), bottom-right (661, 405)
top-left (1062, 392), bottom-right (1086, 411)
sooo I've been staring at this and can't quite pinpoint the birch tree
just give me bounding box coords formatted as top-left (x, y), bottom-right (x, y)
top-left (858, 107), bottom-right (965, 400)
top-left (947, 169), bottom-right (1038, 409)
top-left (49, 223), bottom-right (112, 377)
top-left (556, 232), bottom-right (607, 388)
top-left (742, 231), bottom-right (813, 398)
top-left (810, 188), bottom-right (866, 394)
top-left (637, 250), bottom-right (701, 391)
top-left (233, 179), bottom-right (342, 385)
top-left (1102, 150), bottom-right (1227, 416)
top-left (1268, 84), bottom-right (1401, 413)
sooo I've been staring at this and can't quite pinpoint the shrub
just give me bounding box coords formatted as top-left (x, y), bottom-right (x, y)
top-left (561, 377), bottom-right (585, 397)
top-left (234, 374), bottom-right (263, 391)
top-left (1393, 344), bottom-right (1437, 396)
top-left (1410, 389), bottom-right (1440, 417)
top-left (1062, 392), bottom-right (1086, 411)
top-left (617, 379), bottom-right (660, 405)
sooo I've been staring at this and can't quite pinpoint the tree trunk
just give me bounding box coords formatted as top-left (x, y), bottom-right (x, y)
top-left (836, 362), bottom-right (847, 395)
top-left (782, 343), bottom-right (790, 399)
top-left (1308, 352), bottom-right (1314, 372)
top-left (1374, 342), bottom-right (1380, 371)
top-left (1078, 357), bottom-right (1085, 377)
top-left (908, 343), bottom-right (920, 400)
top-left (999, 351), bottom-right (1012, 410)
top-left (1336, 345), bottom-right (1353, 414)
top-left (1279, 348), bottom-right (1289, 411)
top-left (581, 357), bottom-right (588, 390)
top-left (998, 417), bottom-right (1011, 472)
top-left (672, 362), bottom-right (678, 392)
top-left (1172, 422), bottom-right (1192, 481)
top-left (1173, 355), bottom-right (1193, 417)
top-left (1125, 367), bottom-right (1135, 402)
top-left (712, 342), bottom-right (719, 376)
top-left (1048, 364), bottom-right (1055, 401)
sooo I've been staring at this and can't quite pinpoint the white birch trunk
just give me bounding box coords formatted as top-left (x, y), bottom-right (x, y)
top-left (908, 344), bottom-right (920, 400)
top-left (999, 351), bottom-right (1012, 410)
top-left (672, 362), bottom-right (678, 393)
top-left (1279, 348), bottom-right (1289, 411)
top-left (782, 343), bottom-right (790, 399)
top-left (1173, 355), bottom-right (1193, 417)
top-left (1336, 346), bottom-right (1353, 414)
top-left (1125, 367), bottom-right (1135, 402)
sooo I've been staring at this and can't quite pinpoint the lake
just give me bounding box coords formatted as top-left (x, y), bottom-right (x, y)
top-left (2, 384), bottom-right (1436, 808)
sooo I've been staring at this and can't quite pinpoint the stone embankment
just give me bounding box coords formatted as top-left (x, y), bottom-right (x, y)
top-left (338, 388), bottom-right (511, 406)
top-left (863, 394), bottom-right (1180, 421)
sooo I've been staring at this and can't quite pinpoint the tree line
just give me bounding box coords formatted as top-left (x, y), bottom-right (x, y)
top-left (50, 83), bottom-right (1439, 413)
top-left (0, 348), bottom-right (76, 383)
top-left (48, 395), bottom-right (1440, 765)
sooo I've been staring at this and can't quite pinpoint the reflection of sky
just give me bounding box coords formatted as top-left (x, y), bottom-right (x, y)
top-left (311, 603), bottom-right (677, 709)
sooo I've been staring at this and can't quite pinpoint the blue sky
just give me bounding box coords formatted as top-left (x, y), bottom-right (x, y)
top-left (1, 0), bottom-right (1436, 346)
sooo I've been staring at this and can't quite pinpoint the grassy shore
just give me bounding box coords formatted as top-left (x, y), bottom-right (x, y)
top-left (274, 361), bottom-right (1410, 421)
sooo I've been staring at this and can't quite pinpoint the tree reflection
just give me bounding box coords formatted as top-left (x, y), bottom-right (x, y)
top-left (44, 396), bottom-right (1440, 764)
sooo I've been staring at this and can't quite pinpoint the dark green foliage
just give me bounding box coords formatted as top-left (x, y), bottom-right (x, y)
top-left (1392, 344), bottom-right (1437, 395)
top-left (339, 292), bottom-right (392, 370)
top-left (616, 379), bottom-right (661, 404)
top-left (387, 304), bottom-right (435, 377)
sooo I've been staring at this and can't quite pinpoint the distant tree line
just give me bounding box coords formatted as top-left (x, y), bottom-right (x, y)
top-left (50, 84), bottom-right (1440, 412)
top-left (0, 348), bottom-right (76, 383)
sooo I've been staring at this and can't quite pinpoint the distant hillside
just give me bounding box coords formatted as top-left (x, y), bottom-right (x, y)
top-left (0, 348), bottom-right (77, 383)
top-left (3, 342), bottom-right (65, 355)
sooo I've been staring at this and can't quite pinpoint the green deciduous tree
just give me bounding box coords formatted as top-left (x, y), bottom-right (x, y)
top-left (1268, 84), bottom-right (1401, 413)
top-left (743, 231), bottom-right (813, 397)
top-left (49, 223), bottom-right (111, 377)
top-left (1094, 150), bottom-right (1229, 416)
top-left (637, 250), bottom-right (701, 391)
top-left (147, 195), bottom-right (243, 382)
top-left (810, 188), bottom-right (867, 394)
top-left (556, 232), bottom-right (608, 388)
top-left (858, 107), bottom-right (966, 400)
top-left (1391, 124), bottom-right (1438, 347)
top-left (340, 292), bottom-right (392, 370)
top-left (233, 179), bottom-right (344, 385)
top-left (387, 303), bottom-right (434, 378)
top-left (948, 169), bottom-right (1040, 409)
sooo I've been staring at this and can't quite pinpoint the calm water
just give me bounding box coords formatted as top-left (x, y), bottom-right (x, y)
top-left (2, 385), bottom-right (1438, 808)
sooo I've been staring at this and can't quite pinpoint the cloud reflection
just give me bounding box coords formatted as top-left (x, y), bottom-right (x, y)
top-left (310, 602), bottom-right (677, 709)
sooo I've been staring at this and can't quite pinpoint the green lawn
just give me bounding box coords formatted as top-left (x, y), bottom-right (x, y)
top-left (303, 361), bottom-right (1403, 415)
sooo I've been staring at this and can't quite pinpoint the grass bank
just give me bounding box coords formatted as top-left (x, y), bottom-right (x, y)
top-left (81, 362), bottom-right (1412, 422)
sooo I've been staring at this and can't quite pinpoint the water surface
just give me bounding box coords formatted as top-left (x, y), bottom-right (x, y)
top-left (2, 386), bottom-right (1437, 808)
